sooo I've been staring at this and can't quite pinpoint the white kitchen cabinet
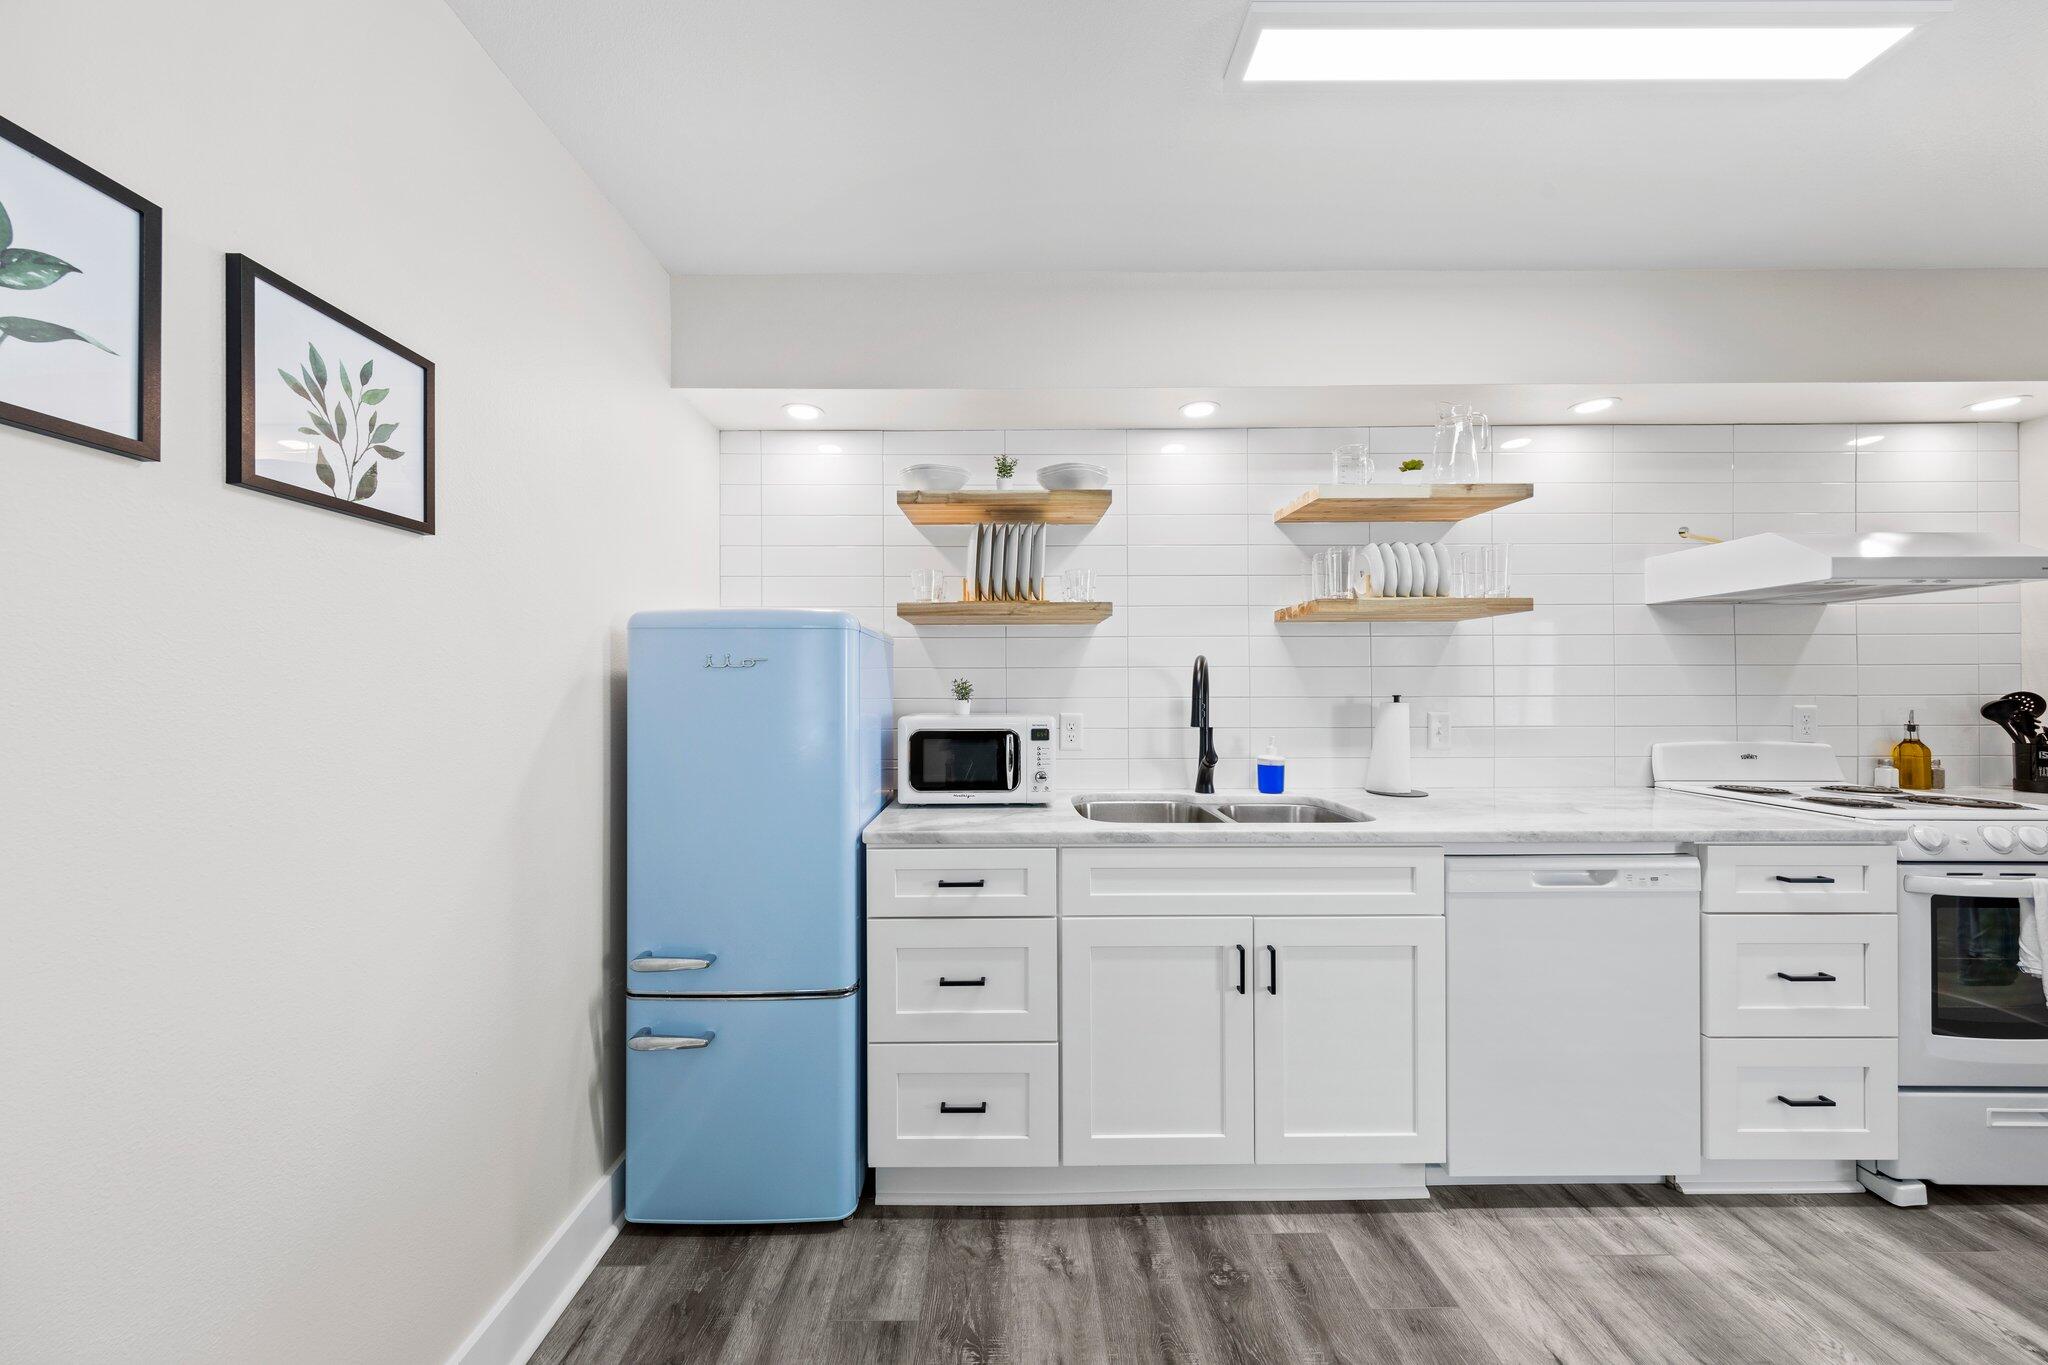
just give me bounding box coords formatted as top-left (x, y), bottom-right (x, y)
top-left (1254, 916), bottom-right (1445, 1164)
top-left (1060, 916), bottom-right (1255, 1166)
top-left (1061, 847), bottom-right (1443, 917)
top-left (867, 917), bottom-right (1059, 1043)
top-left (866, 847), bottom-right (1059, 918)
top-left (1700, 844), bottom-right (1896, 915)
top-left (1703, 1036), bottom-right (1898, 1161)
top-left (1701, 913), bottom-right (1898, 1038)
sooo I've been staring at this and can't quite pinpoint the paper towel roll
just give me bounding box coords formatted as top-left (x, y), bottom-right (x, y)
top-left (1365, 694), bottom-right (1423, 797)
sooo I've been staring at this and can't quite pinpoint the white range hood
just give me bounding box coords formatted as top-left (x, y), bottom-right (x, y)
top-left (1645, 531), bottom-right (2048, 606)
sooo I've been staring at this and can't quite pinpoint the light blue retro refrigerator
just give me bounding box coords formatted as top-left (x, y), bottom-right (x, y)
top-left (625, 609), bottom-right (892, 1223)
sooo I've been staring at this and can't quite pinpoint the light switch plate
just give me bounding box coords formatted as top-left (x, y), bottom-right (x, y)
top-left (1060, 712), bottom-right (1084, 750)
top-left (1426, 711), bottom-right (1452, 751)
top-left (1792, 704), bottom-right (1820, 742)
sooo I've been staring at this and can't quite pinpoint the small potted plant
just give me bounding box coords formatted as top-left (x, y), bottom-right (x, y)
top-left (951, 677), bottom-right (974, 715)
top-left (1395, 457), bottom-right (1427, 484)
top-left (994, 455), bottom-right (1017, 490)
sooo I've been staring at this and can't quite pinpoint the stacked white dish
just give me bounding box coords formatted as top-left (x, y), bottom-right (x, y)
top-left (968, 523), bottom-right (1047, 601)
top-left (1360, 541), bottom-right (1451, 598)
top-left (900, 463), bottom-right (968, 491)
top-left (1036, 462), bottom-right (1109, 491)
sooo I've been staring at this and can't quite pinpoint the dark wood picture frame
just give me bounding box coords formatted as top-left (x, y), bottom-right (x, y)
top-left (0, 114), bottom-right (161, 462)
top-left (225, 254), bottom-right (435, 534)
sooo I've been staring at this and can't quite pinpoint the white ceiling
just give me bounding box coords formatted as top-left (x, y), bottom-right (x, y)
top-left (448, 0), bottom-right (2048, 274)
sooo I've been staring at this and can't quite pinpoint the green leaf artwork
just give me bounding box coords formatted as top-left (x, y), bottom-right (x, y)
top-left (279, 341), bottom-right (405, 505)
top-left (0, 193), bottom-right (112, 356)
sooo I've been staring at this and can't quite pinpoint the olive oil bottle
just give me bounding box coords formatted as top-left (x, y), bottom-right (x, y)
top-left (1891, 710), bottom-right (1933, 790)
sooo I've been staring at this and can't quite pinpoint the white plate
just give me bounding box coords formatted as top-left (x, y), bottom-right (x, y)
top-left (1030, 524), bottom-right (1046, 599)
top-left (974, 524), bottom-right (991, 599)
top-left (900, 463), bottom-right (968, 492)
top-left (1364, 543), bottom-right (1387, 597)
top-left (1005, 524), bottom-right (1023, 599)
top-left (1395, 543), bottom-right (1417, 597)
top-left (1420, 542), bottom-right (1439, 597)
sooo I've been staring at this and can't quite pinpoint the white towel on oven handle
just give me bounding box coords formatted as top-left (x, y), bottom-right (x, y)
top-left (2021, 878), bottom-right (2048, 983)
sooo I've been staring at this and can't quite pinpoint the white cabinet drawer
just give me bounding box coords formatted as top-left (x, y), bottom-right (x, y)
top-left (867, 848), bottom-right (1057, 919)
top-left (868, 918), bottom-right (1058, 1043)
top-left (1703, 914), bottom-right (1898, 1038)
top-left (867, 1043), bottom-right (1059, 1168)
top-left (1700, 845), bottom-right (1896, 915)
top-left (1703, 1037), bottom-right (1898, 1161)
top-left (1061, 847), bottom-right (1444, 917)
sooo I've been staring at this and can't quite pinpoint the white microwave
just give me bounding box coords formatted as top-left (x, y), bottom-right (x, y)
top-left (896, 713), bottom-right (1056, 805)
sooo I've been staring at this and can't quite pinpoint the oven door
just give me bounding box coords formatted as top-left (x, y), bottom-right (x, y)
top-left (1900, 866), bottom-right (2048, 1087)
top-left (903, 727), bottom-right (1021, 800)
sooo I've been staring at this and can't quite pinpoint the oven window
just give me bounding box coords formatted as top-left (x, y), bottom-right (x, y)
top-left (1932, 894), bottom-right (2048, 1039)
top-left (907, 731), bottom-right (1013, 792)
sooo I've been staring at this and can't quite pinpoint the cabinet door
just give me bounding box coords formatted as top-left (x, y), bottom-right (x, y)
top-left (1255, 916), bottom-right (1446, 1165)
top-left (1061, 916), bottom-right (1255, 1166)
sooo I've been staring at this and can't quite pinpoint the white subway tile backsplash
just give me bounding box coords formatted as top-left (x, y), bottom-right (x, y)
top-left (717, 421), bottom-right (2011, 790)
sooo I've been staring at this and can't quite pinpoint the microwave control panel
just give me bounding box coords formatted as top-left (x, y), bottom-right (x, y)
top-left (1029, 724), bottom-right (1055, 796)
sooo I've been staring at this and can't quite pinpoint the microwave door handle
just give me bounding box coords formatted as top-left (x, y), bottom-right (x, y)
top-left (1006, 732), bottom-right (1019, 791)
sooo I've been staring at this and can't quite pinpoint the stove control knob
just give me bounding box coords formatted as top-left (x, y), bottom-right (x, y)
top-left (1911, 826), bottom-right (1950, 853)
top-left (2021, 827), bottom-right (2048, 855)
top-left (1983, 826), bottom-right (2018, 854)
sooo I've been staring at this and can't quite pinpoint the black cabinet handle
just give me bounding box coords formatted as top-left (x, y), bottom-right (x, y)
top-left (936, 879), bottom-right (986, 889)
top-left (938, 976), bottom-right (987, 987)
top-left (1236, 944), bottom-right (1247, 995)
top-left (1776, 971), bottom-right (1838, 983)
top-left (940, 1102), bottom-right (987, 1114)
top-left (1775, 875), bottom-right (1836, 885)
top-left (1267, 944), bottom-right (1278, 996)
top-left (1775, 1094), bottom-right (1838, 1108)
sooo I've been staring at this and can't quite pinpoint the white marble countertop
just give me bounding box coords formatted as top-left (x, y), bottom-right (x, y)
top-left (863, 787), bottom-right (1906, 849)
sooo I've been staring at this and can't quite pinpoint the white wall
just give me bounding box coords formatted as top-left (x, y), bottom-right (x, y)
top-left (0, 3), bottom-right (718, 1362)
top-left (2023, 416), bottom-right (2048, 696)
top-left (674, 269), bottom-right (2048, 390)
top-left (721, 423), bottom-right (2018, 790)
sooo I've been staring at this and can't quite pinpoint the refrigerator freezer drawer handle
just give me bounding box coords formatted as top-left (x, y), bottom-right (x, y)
top-left (630, 955), bottom-right (716, 972)
top-left (629, 1033), bottom-right (714, 1051)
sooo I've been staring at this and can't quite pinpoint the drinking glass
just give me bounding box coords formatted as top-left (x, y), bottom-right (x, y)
top-left (907, 568), bottom-right (940, 602)
top-left (1332, 442), bottom-right (1373, 486)
top-left (1324, 547), bottom-right (1351, 599)
top-left (1485, 545), bottom-right (1511, 598)
top-left (1062, 568), bottom-right (1095, 602)
top-left (1308, 554), bottom-right (1329, 602)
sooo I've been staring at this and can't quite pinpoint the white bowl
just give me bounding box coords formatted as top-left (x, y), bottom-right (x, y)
top-left (899, 463), bottom-right (968, 492)
top-left (1036, 463), bottom-right (1110, 491)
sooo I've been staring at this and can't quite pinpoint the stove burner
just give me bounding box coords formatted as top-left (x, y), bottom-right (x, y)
top-left (1801, 795), bottom-right (1899, 809)
top-left (1712, 784), bottom-right (1793, 795)
top-left (1819, 785), bottom-right (1903, 796)
top-left (1894, 794), bottom-right (2032, 810)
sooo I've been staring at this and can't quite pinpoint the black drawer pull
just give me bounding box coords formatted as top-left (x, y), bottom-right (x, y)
top-left (938, 976), bottom-right (988, 987)
top-left (936, 879), bottom-right (986, 889)
top-left (940, 1102), bottom-right (987, 1114)
top-left (1267, 944), bottom-right (1278, 996)
top-left (1776, 1094), bottom-right (1838, 1108)
top-left (1774, 875), bottom-right (1836, 885)
top-left (1776, 971), bottom-right (1838, 983)
top-left (1236, 944), bottom-right (1247, 995)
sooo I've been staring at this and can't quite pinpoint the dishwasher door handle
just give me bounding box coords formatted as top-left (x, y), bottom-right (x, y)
top-left (1529, 870), bottom-right (1618, 888)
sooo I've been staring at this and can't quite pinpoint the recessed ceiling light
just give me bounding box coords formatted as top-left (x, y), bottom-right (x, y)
top-left (1967, 395), bottom-right (2031, 413)
top-left (1162, 442), bottom-right (1189, 454)
top-left (1849, 434), bottom-right (1886, 447)
top-left (1230, 2), bottom-right (1946, 85)
top-left (1569, 397), bottom-right (1620, 416)
top-left (782, 402), bottom-right (825, 421)
top-left (1499, 437), bottom-right (1533, 451)
top-left (1179, 400), bottom-right (1221, 420)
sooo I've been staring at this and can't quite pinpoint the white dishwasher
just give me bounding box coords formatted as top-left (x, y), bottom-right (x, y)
top-left (1446, 855), bottom-right (1702, 1179)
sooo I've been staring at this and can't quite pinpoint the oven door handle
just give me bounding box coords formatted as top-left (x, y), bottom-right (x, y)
top-left (1904, 875), bottom-right (2048, 900)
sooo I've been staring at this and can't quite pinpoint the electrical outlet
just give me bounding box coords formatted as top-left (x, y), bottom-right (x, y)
top-left (1426, 711), bottom-right (1452, 751)
top-left (1060, 712), bottom-right (1084, 750)
top-left (1792, 704), bottom-right (1820, 742)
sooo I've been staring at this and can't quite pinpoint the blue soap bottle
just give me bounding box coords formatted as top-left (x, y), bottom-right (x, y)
top-left (1257, 738), bottom-right (1286, 794)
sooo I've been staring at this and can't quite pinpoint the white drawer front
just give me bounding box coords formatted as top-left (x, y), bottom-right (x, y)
top-left (1701, 844), bottom-right (1896, 915)
top-left (1703, 914), bottom-right (1898, 1038)
top-left (868, 1042), bottom-right (1059, 1168)
top-left (868, 918), bottom-right (1058, 1043)
top-left (1061, 847), bottom-right (1444, 917)
top-left (1703, 1037), bottom-right (1898, 1161)
top-left (867, 847), bottom-right (1058, 919)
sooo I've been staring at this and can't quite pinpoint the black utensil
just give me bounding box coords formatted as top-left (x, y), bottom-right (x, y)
top-left (1983, 693), bottom-right (2044, 741)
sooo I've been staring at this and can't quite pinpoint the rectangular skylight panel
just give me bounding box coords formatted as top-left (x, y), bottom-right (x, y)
top-left (1241, 25), bottom-right (1916, 81)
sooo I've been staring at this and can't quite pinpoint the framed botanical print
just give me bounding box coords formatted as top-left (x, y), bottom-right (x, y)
top-left (0, 114), bottom-right (161, 461)
top-left (226, 255), bottom-right (434, 533)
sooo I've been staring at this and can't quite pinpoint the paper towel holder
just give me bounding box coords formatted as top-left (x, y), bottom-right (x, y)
top-left (1365, 693), bottom-right (1429, 799)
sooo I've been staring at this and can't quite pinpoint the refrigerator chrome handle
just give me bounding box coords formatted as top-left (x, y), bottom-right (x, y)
top-left (629, 1032), bottom-right (714, 1051)
top-left (630, 955), bottom-right (716, 972)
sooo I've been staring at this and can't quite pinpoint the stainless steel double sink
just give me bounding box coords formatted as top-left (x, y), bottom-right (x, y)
top-left (1071, 797), bottom-right (1370, 825)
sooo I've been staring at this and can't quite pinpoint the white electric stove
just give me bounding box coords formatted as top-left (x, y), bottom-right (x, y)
top-left (1654, 739), bottom-right (2048, 1200)
top-left (1651, 740), bottom-right (2048, 863)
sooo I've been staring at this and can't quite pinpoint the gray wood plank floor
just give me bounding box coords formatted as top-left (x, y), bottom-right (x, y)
top-left (532, 1184), bottom-right (2048, 1364)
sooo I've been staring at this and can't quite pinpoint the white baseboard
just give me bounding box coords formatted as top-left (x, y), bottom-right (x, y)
top-left (447, 1158), bottom-right (624, 1365)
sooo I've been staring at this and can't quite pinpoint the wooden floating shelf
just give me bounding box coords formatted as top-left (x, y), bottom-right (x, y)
top-left (897, 600), bottom-right (1114, 625)
top-left (897, 489), bottom-right (1111, 526)
top-left (1275, 597), bottom-right (1535, 623)
top-left (1274, 483), bottom-right (1533, 524)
